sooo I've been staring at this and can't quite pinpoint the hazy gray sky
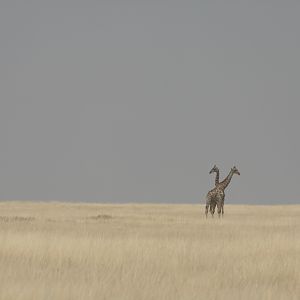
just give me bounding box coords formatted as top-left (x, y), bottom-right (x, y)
top-left (1, 1), bottom-right (299, 203)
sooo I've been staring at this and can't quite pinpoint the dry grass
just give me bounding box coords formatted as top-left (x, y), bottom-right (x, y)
top-left (0, 202), bottom-right (299, 300)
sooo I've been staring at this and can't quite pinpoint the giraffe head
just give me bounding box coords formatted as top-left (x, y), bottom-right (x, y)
top-left (209, 165), bottom-right (219, 174)
top-left (232, 166), bottom-right (240, 175)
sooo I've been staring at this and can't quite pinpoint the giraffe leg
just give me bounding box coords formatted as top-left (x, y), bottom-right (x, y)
top-left (217, 207), bottom-right (221, 218)
top-left (205, 196), bottom-right (211, 218)
top-left (210, 201), bottom-right (216, 217)
top-left (221, 196), bottom-right (225, 217)
top-left (216, 198), bottom-right (222, 218)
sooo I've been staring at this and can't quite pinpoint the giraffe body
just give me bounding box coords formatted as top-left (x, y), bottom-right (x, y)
top-left (205, 186), bottom-right (224, 217)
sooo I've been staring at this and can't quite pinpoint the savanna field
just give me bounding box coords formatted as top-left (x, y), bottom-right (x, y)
top-left (0, 202), bottom-right (299, 300)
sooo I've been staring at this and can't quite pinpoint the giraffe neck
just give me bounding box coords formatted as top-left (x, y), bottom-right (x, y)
top-left (219, 170), bottom-right (234, 190)
top-left (214, 170), bottom-right (220, 186)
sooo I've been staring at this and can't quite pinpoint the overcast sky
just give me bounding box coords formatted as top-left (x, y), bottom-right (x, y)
top-left (0, 1), bottom-right (299, 204)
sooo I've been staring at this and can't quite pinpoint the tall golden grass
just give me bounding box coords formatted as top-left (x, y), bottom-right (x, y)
top-left (0, 202), bottom-right (299, 300)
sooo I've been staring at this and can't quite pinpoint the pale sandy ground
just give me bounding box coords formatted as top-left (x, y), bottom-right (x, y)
top-left (0, 202), bottom-right (299, 300)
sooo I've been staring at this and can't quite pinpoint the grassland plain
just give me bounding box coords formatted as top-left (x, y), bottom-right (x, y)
top-left (0, 202), bottom-right (299, 300)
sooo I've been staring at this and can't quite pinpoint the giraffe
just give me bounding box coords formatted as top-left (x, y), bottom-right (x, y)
top-left (205, 166), bottom-right (240, 218)
top-left (209, 165), bottom-right (220, 215)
